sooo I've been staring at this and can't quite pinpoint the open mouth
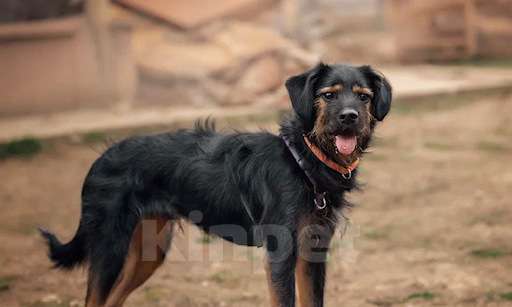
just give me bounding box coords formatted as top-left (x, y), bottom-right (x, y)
top-left (334, 135), bottom-right (357, 156)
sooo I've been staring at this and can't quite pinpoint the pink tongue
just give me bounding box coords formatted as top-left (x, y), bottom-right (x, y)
top-left (335, 136), bottom-right (357, 156)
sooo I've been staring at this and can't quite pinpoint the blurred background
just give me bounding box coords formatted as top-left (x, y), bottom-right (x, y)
top-left (1, 0), bottom-right (512, 306)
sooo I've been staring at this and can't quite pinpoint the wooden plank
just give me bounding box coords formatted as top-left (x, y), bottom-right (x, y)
top-left (407, 0), bottom-right (465, 16)
top-left (0, 16), bottom-right (80, 40)
top-left (464, 0), bottom-right (477, 57)
top-left (114, 0), bottom-right (276, 29)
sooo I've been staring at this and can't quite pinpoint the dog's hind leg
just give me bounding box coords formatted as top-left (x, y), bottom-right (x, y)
top-left (85, 217), bottom-right (174, 307)
top-left (85, 275), bottom-right (103, 307)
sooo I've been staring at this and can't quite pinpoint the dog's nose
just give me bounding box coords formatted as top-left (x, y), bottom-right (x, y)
top-left (340, 109), bottom-right (359, 124)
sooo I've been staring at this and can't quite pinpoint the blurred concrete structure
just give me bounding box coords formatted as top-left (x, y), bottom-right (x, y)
top-left (0, 0), bottom-right (136, 117)
top-left (111, 0), bottom-right (318, 107)
top-left (3, 0), bottom-right (512, 118)
top-left (388, 0), bottom-right (512, 62)
top-left (114, 0), bottom-right (276, 29)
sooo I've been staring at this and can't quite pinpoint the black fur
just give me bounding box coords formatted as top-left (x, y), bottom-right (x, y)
top-left (41, 63), bottom-right (392, 306)
top-left (285, 63), bottom-right (329, 131)
top-left (359, 65), bottom-right (392, 121)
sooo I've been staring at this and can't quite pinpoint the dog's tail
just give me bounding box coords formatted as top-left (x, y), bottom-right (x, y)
top-left (39, 224), bottom-right (87, 269)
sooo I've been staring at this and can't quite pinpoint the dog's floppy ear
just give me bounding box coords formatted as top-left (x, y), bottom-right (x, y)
top-left (285, 63), bottom-right (328, 131)
top-left (360, 65), bottom-right (392, 121)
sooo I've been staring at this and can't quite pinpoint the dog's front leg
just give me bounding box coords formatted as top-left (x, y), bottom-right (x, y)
top-left (296, 258), bottom-right (327, 307)
top-left (296, 223), bottom-right (333, 307)
top-left (265, 235), bottom-right (297, 307)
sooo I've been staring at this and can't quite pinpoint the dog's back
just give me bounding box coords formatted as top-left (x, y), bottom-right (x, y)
top-left (40, 121), bottom-right (292, 303)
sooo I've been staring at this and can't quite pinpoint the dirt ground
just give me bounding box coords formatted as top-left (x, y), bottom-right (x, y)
top-left (1, 94), bottom-right (512, 307)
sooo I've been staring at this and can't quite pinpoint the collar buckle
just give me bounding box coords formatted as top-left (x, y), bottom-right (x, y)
top-left (341, 169), bottom-right (352, 180)
top-left (314, 192), bottom-right (328, 210)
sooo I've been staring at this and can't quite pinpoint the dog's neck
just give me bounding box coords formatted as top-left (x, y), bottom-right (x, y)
top-left (279, 116), bottom-right (361, 193)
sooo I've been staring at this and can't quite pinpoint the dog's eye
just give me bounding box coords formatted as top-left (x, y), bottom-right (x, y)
top-left (358, 93), bottom-right (370, 102)
top-left (322, 92), bottom-right (337, 100)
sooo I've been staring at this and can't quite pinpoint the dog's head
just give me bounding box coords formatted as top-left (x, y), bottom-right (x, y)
top-left (286, 63), bottom-right (392, 164)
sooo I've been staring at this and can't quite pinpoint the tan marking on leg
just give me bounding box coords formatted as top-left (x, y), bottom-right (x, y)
top-left (85, 276), bottom-right (102, 307)
top-left (104, 217), bottom-right (173, 307)
top-left (296, 257), bottom-right (314, 307)
top-left (265, 260), bottom-right (281, 307)
top-left (296, 216), bottom-right (314, 307)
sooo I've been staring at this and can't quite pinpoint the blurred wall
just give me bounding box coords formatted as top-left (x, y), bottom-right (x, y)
top-left (0, 4), bottom-right (136, 117)
top-left (388, 0), bottom-right (512, 62)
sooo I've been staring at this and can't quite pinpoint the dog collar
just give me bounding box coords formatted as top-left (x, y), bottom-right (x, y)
top-left (281, 134), bottom-right (358, 211)
top-left (303, 135), bottom-right (359, 179)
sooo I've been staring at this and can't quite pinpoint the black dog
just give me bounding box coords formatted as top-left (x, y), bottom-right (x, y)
top-left (41, 63), bottom-right (391, 307)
